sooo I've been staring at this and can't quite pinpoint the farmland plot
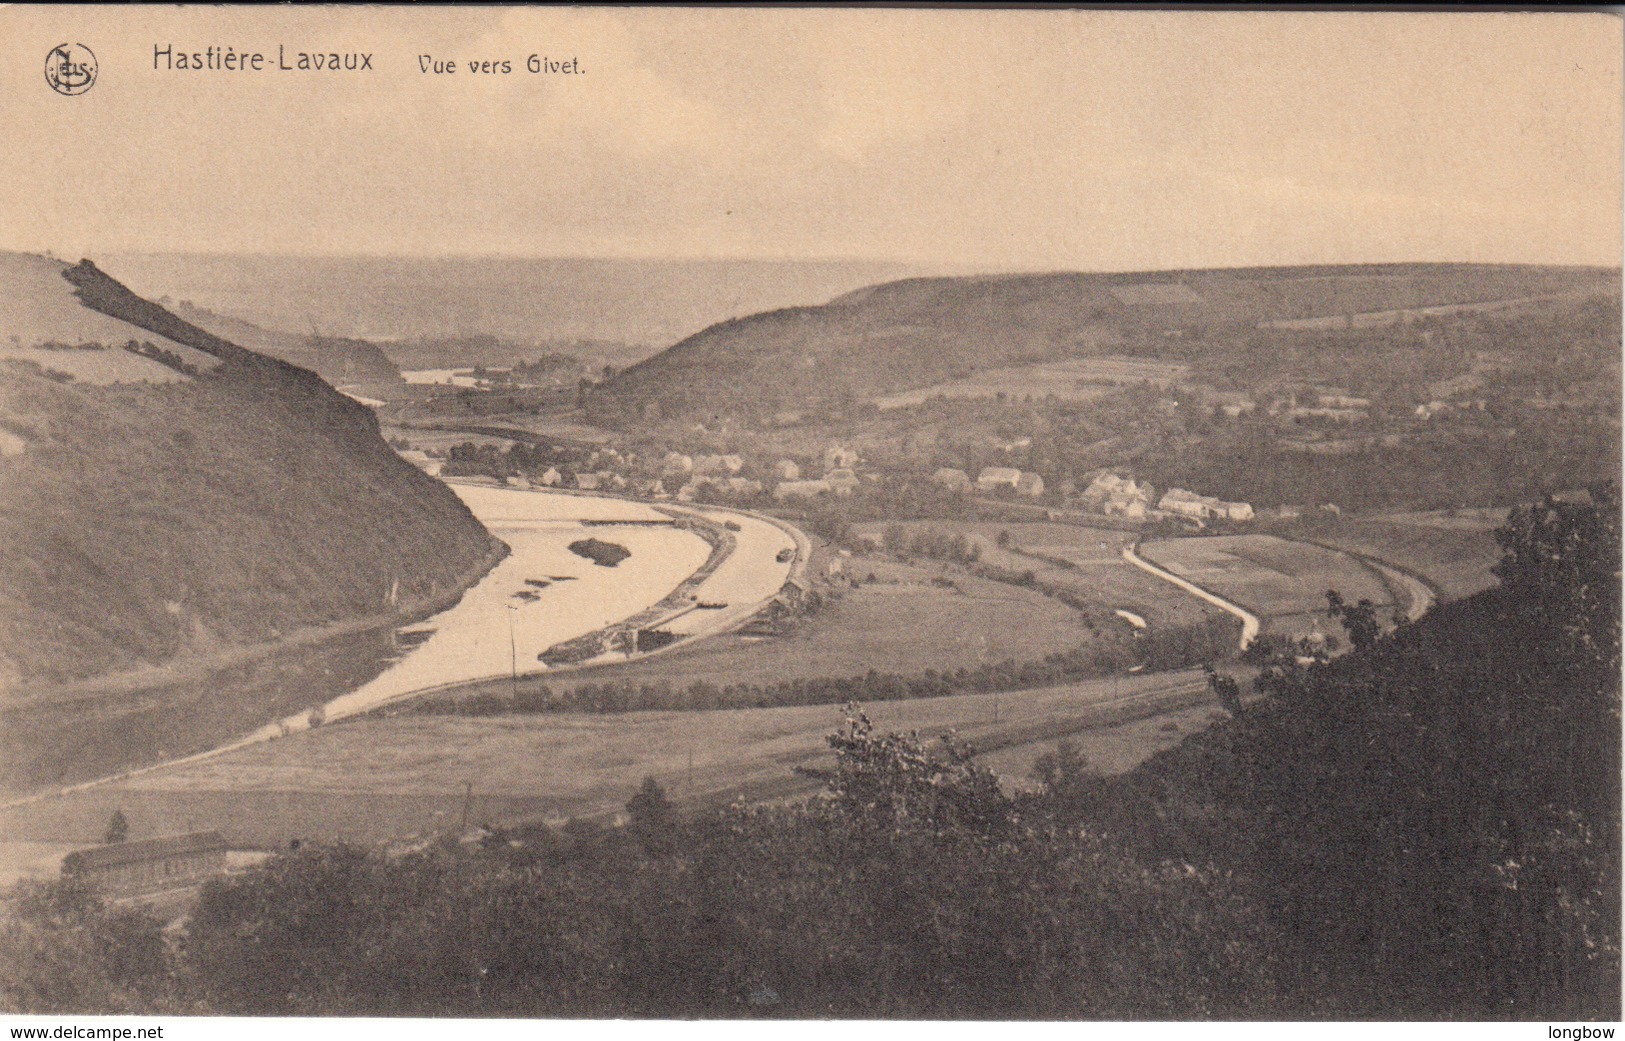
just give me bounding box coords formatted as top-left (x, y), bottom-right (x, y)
top-left (1289, 515), bottom-right (1503, 601)
top-left (853, 520), bottom-right (1218, 629)
top-left (873, 355), bottom-right (1191, 409)
top-left (538, 556), bottom-right (1087, 695)
top-left (1138, 534), bottom-right (1396, 636)
top-left (0, 669), bottom-right (1218, 849)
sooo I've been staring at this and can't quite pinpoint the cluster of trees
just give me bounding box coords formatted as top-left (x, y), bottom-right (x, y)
top-left (880, 523), bottom-right (981, 565)
top-left (440, 441), bottom-right (583, 481)
top-left (1081, 484), bottom-right (1622, 1016)
top-left (4, 713), bottom-right (1273, 1017)
top-left (1140, 422), bottom-right (1620, 513)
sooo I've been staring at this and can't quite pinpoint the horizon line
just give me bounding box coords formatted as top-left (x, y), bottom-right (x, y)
top-left (17, 248), bottom-right (1620, 277)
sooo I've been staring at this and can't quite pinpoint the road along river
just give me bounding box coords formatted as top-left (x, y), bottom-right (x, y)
top-left (0, 483), bottom-right (800, 808)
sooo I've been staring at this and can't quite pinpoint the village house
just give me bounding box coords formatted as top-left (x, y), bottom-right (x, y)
top-left (726, 477), bottom-right (764, 497)
top-left (1317, 392), bottom-right (1372, 410)
top-left (1081, 473), bottom-right (1156, 516)
top-left (933, 467), bottom-right (973, 493)
top-left (1288, 406), bottom-right (1369, 424)
top-left (976, 466), bottom-right (1022, 492)
top-left (1015, 472), bottom-right (1046, 497)
top-left (61, 831), bottom-right (229, 895)
top-left (660, 452), bottom-right (694, 476)
top-left (539, 466), bottom-right (562, 487)
top-left (1158, 488), bottom-right (1254, 523)
top-left (574, 472), bottom-right (602, 491)
top-left (774, 479), bottom-right (831, 500)
top-left (1158, 488), bottom-right (1208, 520)
top-left (825, 468), bottom-right (861, 496)
top-left (823, 444), bottom-right (861, 470)
top-left (1105, 496), bottom-right (1149, 520)
top-left (693, 454), bottom-right (729, 478)
top-left (774, 459), bottom-right (802, 481)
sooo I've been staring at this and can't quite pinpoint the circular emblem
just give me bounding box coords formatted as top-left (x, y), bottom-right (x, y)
top-left (45, 43), bottom-right (97, 96)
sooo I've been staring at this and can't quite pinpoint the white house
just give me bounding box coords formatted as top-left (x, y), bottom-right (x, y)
top-left (823, 445), bottom-right (861, 470)
top-left (825, 468), bottom-right (861, 496)
top-left (774, 459), bottom-right (802, 481)
top-left (1158, 488), bottom-right (1252, 523)
top-left (933, 467), bottom-right (972, 493)
top-left (1015, 472), bottom-right (1046, 497)
top-left (775, 479), bottom-right (831, 500)
top-left (977, 466), bottom-right (1022, 492)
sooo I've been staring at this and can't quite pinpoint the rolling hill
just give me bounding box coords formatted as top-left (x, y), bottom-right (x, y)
top-left (589, 263), bottom-right (1620, 421)
top-left (0, 254), bottom-right (498, 690)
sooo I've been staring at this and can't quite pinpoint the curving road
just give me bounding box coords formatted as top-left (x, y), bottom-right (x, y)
top-left (1120, 544), bottom-right (1261, 650)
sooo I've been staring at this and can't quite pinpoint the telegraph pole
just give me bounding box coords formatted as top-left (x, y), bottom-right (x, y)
top-left (507, 604), bottom-right (519, 701)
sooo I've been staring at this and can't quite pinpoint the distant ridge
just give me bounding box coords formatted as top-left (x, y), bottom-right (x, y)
top-left (590, 262), bottom-right (1621, 421)
top-left (99, 253), bottom-right (928, 349)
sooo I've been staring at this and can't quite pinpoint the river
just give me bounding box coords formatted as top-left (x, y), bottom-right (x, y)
top-left (318, 484), bottom-right (714, 719)
top-left (1, 483), bottom-right (801, 805)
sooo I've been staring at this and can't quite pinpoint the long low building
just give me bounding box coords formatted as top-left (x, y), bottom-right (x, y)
top-left (61, 831), bottom-right (230, 894)
top-left (1158, 488), bottom-right (1254, 522)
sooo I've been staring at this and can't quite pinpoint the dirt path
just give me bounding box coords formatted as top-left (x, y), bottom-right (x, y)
top-left (1120, 544), bottom-right (1261, 649)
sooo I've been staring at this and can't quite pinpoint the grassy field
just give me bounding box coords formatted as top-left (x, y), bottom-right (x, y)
top-left (1287, 514), bottom-right (1504, 602)
top-left (1138, 534), bottom-right (1396, 637)
top-left (873, 356), bottom-right (1191, 409)
top-left (0, 669), bottom-right (1220, 849)
top-left (538, 556), bottom-right (1087, 695)
top-left (852, 520), bottom-right (1214, 629)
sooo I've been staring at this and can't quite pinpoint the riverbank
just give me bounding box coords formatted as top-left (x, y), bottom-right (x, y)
top-left (0, 537), bottom-right (510, 713)
top-left (0, 486), bottom-right (798, 807)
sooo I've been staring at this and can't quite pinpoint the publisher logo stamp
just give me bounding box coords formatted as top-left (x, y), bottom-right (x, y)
top-left (45, 43), bottom-right (97, 95)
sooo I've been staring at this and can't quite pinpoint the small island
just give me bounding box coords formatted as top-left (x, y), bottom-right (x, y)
top-left (568, 537), bottom-right (632, 568)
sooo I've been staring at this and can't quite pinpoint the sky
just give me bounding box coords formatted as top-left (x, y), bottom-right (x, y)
top-left (0, 6), bottom-right (1619, 270)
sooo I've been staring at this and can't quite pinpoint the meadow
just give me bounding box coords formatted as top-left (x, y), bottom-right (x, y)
top-left (1286, 512), bottom-right (1504, 601)
top-left (0, 668), bottom-right (1218, 849)
top-left (1138, 534), bottom-right (1396, 637)
top-left (872, 355), bottom-right (1191, 409)
top-left (852, 520), bottom-right (1213, 628)
top-left (541, 555), bottom-right (1087, 694)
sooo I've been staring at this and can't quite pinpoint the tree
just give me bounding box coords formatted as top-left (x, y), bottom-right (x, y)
top-left (626, 777), bottom-right (678, 855)
top-left (1494, 482), bottom-right (1621, 673)
top-left (823, 703), bottom-right (1011, 838)
top-left (103, 809), bottom-right (128, 845)
top-left (1202, 663), bottom-right (1244, 716)
top-left (1325, 590), bottom-right (1381, 652)
top-left (1029, 739), bottom-right (1093, 802)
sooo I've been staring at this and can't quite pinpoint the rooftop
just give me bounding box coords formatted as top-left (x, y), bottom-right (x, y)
top-left (62, 831), bottom-right (228, 873)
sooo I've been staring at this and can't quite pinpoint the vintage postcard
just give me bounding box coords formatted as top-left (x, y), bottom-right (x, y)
top-left (0, 5), bottom-right (1619, 1031)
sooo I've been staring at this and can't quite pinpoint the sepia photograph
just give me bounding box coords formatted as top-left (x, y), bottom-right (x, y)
top-left (0, 4), bottom-right (1620, 1028)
